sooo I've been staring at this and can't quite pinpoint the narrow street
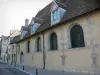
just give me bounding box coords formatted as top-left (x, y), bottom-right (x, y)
top-left (0, 62), bottom-right (29, 75)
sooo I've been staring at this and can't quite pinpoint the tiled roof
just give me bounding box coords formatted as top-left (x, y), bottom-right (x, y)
top-left (10, 26), bottom-right (31, 44)
top-left (60, 0), bottom-right (100, 22)
top-left (11, 0), bottom-right (100, 43)
top-left (35, 2), bottom-right (52, 19)
top-left (10, 35), bottom-right (20, 44)
top-left (35, 0), bottom-right (100, 34)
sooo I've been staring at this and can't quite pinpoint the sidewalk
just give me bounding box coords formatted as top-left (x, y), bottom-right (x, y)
top-left (15, 64), bottom-right (36, 75)
top-left (1, 60), bottom-right (100, 75)
top-left (11, 64), bottom-right (100, 75)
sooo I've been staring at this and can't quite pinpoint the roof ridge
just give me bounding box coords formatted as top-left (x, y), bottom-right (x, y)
top-left (55, 0), bottom-right (68, 8)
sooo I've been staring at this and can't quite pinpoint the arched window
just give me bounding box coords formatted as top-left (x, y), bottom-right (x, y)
top-left (70, 25), bottom-right (85, 48)
top-left (50, 32), bottom-right (58, 50)
top-left (26, 40), bottom-right (30, 53)
top-left (37, 37), bottom-right (41, 52)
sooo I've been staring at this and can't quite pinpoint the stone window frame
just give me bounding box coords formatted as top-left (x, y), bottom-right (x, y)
top-left (20, 51), bottom-right (24, 64)
top-left (47, 31), bottom-right (58, 51)
top-left (26, 40), bottom-right (30, 53)
top-left (17, 44), bottom-right (20, 54)
top-left (36, 37), bottom-right (42, 52)
top-left (67, 23), bottom-right (85, 49)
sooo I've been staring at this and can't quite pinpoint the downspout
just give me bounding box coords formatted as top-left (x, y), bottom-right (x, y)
top-left (43, 32), bottom-right (45, 69)
top-left (15, 44), bottom-right (18, 67)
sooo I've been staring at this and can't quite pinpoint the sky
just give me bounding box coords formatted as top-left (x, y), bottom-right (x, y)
top-left (0, 0), bottom-right (52, 36)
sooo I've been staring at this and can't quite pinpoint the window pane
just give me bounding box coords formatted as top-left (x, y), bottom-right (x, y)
top-left (37, 37), bottom-right (41, 52)
top-left (50, 33), bottom-right (58, 50)
top-left (53, 11), bottom-right (58, 21)
top-left (70, 25), bottom-right (85, 48)
top-left (26, 41), bottom-right (30, 53)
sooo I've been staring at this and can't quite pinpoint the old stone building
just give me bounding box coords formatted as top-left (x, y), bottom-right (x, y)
top-left (7, 30), bottom-right (21, 64)
top-left (1, 35), bottom-right (10, 63)
top-left (0, 39), bottom-right (1, 58)
top-left (10, 0), bottom-right (100, 73)
top-left (1, 30), bottom-right (20, 63)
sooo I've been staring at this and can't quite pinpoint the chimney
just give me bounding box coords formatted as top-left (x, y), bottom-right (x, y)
top-left (31, 17), bottom-right (34, 24)
top-left (25, 19), bottom-right (29, 26)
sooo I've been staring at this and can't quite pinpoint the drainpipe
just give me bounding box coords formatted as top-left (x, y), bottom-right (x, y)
top-left (15, 44), bottom-right (17, 67)
top-left (43, 33), bottom-right (45, 69)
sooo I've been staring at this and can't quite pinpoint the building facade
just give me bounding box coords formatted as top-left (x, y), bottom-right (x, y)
top-left (7, 30), bottom-right (20, 64)
top-left (1, 30), bottom-right (20, 63)
top-left (0, 38), bottom-right (2, 58)
top-left (9, 0), bottom-right (100, 73)
top-left (1, 36), bottom-right (10, 63)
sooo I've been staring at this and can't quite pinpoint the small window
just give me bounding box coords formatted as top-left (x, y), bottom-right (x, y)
top-left (18, 45), bottom-right (20, 54)
top-left (14, 54), bottom-right (16, 62)
top-left (32, 23), bottom-right (40, 33)
top-left (37, 37), bottom-right (41, 52)
top-left (12, 45), bottom-right (14, 49)
top-left (8, 54), bottom-right (10, 60)
top-left (12, 54), bottom-right (13, 63)
top-left (50, 32), bottom-right (58, 50)
top-left (53, 10), bottom-right (58, 21)
top-left (26, 41), bottom-right (30, 53)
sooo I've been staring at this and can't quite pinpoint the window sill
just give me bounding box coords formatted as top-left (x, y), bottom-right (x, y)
top-left (68, 47), bottom-right (85, 49)
top-left (35, 51), bottom-right (42, 53)
top-left (26, 52), bottom-right (30, 54)
top-left (48, 50), bottom-right (59, 52)
top-left (67, 47), bottom-right (86, 51)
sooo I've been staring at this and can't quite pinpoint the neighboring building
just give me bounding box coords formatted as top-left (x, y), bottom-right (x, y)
top-left (7, 30), bottom-right (20, 64)
top-left (9, 0), bottom-right (100, 73)
top-left (0, 38), bottom-right (2, 58)
top-left (1, 30), bottom-right (20, 63)
top-left (10, 19), bottom-right (31, 65)
top-left (10, 29), bottom-right (21, 37)
top-left (1, 35), bottom-right (9, 62)
top-left (8, 34), bottom-right (21, 65)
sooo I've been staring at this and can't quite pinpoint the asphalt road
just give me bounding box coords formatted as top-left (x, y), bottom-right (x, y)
top-left (0, 62), bottom-right (29, 75)
top-left (0, 61), bottom-right (100, 75)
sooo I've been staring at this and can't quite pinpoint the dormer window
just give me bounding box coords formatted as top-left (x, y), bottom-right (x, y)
top-left (51, 1), bottom-right (66, 25)
top-left (53, 10), bottom-right (58, 21)
top-left (31, 23), bottom-right (40, 34)
top-left (21, 30), bottom-right (27, 39)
